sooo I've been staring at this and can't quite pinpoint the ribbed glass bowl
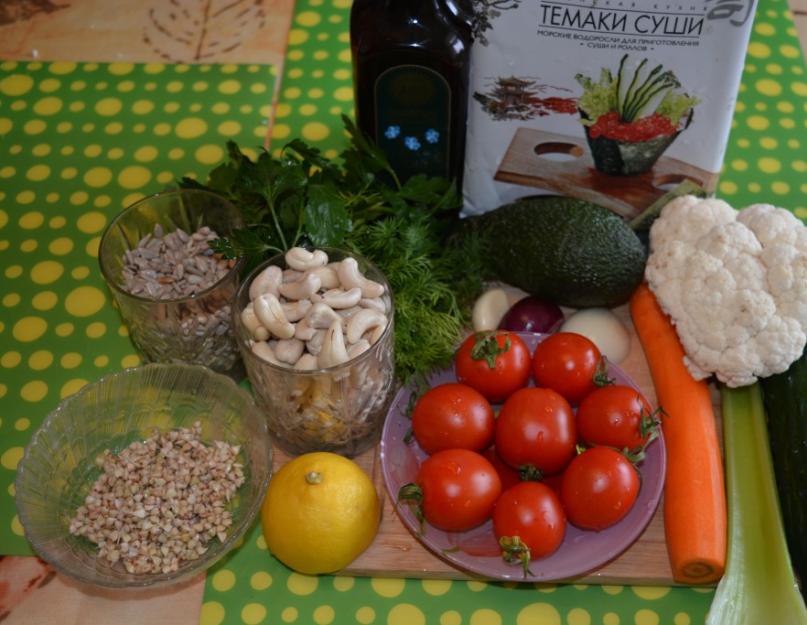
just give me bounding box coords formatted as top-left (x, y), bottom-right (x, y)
top-left (14, 364), bottom-right (272, 589)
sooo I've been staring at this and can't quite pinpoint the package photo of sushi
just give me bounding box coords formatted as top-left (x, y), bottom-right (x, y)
top-left (464, 0), bottom-right (757, 218)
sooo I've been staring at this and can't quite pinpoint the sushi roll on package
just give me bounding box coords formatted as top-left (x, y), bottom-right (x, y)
top-left (462, 1), bottom-right (756, 219)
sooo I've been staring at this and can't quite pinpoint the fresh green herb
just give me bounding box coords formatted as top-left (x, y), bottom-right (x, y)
top-left (576, 54), bottom-right (698, 125)
top-left (180, 116), bottom-right (483, 381)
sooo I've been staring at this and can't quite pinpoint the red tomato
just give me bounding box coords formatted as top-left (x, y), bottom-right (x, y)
top-left (455, 332), bottom-right (531, 403)
top-left (532, 332), bottom-right (604, 404)
top-left (412, 383), bottom-right (495, 454)
top-left (482, 447), bottom-right (522, 491)
top-left (404, 449), bottom-right (502, 532)
top-left (540, 473), bottom-right (564, 496)
top-left (576, 385), bottom-right (654, 450)
top-left (494, 387), bottom-right (576, 475)
top-left (493, 482), bottom-right (566, 563)
top-left (560, 447), bottom-right (640, 531)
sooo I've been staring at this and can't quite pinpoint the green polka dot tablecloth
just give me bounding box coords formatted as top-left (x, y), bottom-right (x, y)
top-left (2, 0), bottom-right (807, 622)
top-left (201, 0), bottom-right (807, 623)
top-left (199, 1), bottom-right (803, 625)
top-left (0, 59), bottom-right (275, 546)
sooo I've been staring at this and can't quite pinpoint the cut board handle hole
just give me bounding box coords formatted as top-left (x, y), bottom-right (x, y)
top-left (653, 174), bottom-right (706, 192)
top-left (533, 142), bottom-right (584, 162)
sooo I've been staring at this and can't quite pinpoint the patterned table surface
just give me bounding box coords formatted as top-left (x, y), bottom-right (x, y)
top-left (2, 0), bottom-right (807, 623)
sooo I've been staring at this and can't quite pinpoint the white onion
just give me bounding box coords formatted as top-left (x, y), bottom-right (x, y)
top-left (561, 308), bottom-right (631, 363)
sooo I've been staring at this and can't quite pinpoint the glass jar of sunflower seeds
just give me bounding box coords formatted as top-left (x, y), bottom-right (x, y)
top-left (98, 189), bottom-right (245, 377)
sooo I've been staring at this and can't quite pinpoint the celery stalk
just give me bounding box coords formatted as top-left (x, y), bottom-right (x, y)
top-left (707, 385), bottom-right (807, 625)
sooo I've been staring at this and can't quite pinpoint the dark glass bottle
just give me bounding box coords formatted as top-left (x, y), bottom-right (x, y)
top-left (350, 0), bottom-right (473, 187)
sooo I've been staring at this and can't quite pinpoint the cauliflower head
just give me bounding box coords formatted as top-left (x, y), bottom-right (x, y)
top-left (645, 195), bottom-right (807, 387)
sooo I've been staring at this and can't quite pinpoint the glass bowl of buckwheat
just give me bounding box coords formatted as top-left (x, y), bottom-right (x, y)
top-left (14, 363), bottom-right (272, 588)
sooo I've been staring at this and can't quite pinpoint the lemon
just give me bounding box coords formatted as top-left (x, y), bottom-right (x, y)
top-left (261, 452), bottom-right (380, 574)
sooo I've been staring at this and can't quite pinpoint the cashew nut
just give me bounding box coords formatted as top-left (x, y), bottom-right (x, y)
top-left (278, 272), bottom-right (321, 301)
top-left (243, 249), bottom-right (390, 373)
top-left (294, 353), bottom-right (319, 371)
top-left (282, 268), bottom-right (304, 283)
top-left (338, 306), bottom-right (362, 333)
top-left (305, 303), bottom-right (341, 329)
top-left (322, 287), bottom-right (362, 309)
top-left (273, 338), bottom-right (305, 364)
top-left (253, 293), bottom-right (295, 339)
top-left (359, 297), bottom-right (387, 313)
top-left (369, 323), bottom-right (387, 344)
top-left (294, 317), bottom-right (317, 341)
top-left (337, 257), bottom-right (385, 298)
top-left (318, 319), bottom-right (350, 368)
top-left (338, 306), bottom-right (362, 319)
top-left (347, 339), bottom-right (371, 360)
top-left (253, 325), bottom-right (270, 342)
top-left (249, 264), bottom-right (282, 300)
top-left (240, 303), bottom-right (270, 341)
top-left (251, 340), bottom-right (280, 364)
top-left (285, 247), bottom-right (329, 271)
top-left (306, 329), bottom-right (326, 356)
top-left (307, 265), bottom-right (340, 290)
top-left (281, 299), bottom-right (312, 322)
top-left (346, 308), bottom-right (388, 344)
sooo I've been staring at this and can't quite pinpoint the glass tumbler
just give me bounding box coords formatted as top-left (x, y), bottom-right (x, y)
top-left (234, 249), bottom-right (396, 457)
top-left (98, 189), bottom-right (244, 376)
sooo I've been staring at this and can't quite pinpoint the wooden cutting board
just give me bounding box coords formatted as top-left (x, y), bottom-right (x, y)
top-left (271, 304), bottom-right (722, 587)
top-left (494, 127), bottom-right (719, 220)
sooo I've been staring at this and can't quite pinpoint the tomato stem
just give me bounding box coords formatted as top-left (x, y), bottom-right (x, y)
top-left (623, 426), bottom-right (659, 465)
top-left (397, 483), bottom-right (426, 533)
top-left (639, 405), bottom-right (665, 440)
top-left (621, 404), bottom-right (666, 465)
top-left (518, 464), bottom-right (544, 482)
top-left (499, 535), bottom-right (534, 578)
top-left (404, 374), bottom-right (430, 420)
top-left (593, 356), bottom-right (615, 387)
top-left (471, 332), bottom-right (511, 369)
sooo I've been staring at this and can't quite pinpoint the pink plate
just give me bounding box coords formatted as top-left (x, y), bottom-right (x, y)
top-left (380, 332), bottom-right (666, 582)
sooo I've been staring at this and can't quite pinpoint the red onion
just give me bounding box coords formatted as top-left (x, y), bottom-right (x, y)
top-left (498, 296), bottom-right (564, 333)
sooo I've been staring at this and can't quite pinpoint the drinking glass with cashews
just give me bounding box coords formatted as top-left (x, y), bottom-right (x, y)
top-left (233, 247), bottom-right (396, 457)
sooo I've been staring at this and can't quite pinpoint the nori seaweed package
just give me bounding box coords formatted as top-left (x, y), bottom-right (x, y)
top-left (462, 1), bottom-right (756, 219)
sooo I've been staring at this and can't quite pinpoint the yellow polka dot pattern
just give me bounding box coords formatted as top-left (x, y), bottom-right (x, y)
top-left (0, 60), bottom-right (275, 555)
top-left (724, 15), bottom-right (807, 213)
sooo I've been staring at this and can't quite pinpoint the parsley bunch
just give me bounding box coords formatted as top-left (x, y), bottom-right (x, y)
top-left (180, 116), bottom-right (482, 381)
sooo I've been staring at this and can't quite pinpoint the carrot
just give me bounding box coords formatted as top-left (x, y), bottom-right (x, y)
top-left (629, 283), bottom-right (726, 584)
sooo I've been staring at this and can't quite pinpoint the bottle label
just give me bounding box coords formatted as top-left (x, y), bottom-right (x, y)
top-left (374, 65), bottom-right (451, 180)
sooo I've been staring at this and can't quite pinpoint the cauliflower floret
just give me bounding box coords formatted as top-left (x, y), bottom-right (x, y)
top-left (738, 203), bottom-right (805, 247)
top-left (648, 195), bottom-right (736, 252)
top-left (645, 195), bottom-right (807, 387)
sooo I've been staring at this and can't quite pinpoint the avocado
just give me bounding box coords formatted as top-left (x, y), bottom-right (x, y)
top-left (468, 197), bottom-right (646, 307)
